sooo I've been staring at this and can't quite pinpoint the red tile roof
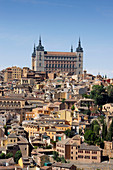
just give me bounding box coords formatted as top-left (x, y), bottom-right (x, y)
top-left (45, 51), bottom-right (77, 56)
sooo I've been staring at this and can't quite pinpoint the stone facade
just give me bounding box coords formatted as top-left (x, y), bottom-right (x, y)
top-left (56, 135), bottom-right (102, 163)
top-left (32, 37), bottom-right (83, 74)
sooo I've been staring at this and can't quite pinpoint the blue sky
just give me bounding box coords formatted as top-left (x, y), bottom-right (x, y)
top-left (0, 0), bottom-right (113, 77)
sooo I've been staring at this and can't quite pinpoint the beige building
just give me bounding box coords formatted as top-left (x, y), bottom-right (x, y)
top-left (4, 66), bottom-right (22, 82)
top-left (0, 134), bottom-right (29, 157)
top-left (102, 103), bottom-right (113, 114)
top-left (12, 66), bottom-right (22, 80)
top-left (4, 67), bottom-right (12, 82)
top-left (32, 37), bottom-right (83, 74)
top-left (56, 135), bottom-right (102, 163)
top-left (58, 110), bottom-right (73, 123)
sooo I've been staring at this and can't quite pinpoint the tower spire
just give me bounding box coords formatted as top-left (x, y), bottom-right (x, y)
top-left (79, 37), bottom-right (81, 47)
top-left (37, 36), bottom-right (44, 51)
top-left (76, 37), bottom-right (83, 52)
top-left (34, 43), bottom-right (36, 52)
top-left (71, 45), bottom-right (73, 52)
top-left (39, 36), bottom-right (41, 45)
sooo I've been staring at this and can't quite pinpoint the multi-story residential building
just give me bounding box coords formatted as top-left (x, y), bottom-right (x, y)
top-left (0, 134), bottom-right (29, 157)
top-left (4, 67), bottom-right (12, 82)
top-left (31, 37), bottom-right (83, 74)
top-left (4, 66), bottom-right (22, 82)
top-left (12, 66), bottom-right (22, 80)
top-left (56, 135), bottom-right (102, 163)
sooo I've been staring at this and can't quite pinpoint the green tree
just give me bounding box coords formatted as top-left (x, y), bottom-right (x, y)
top-left (0, 153), bottom-right (5, 159)
top-left (79, 128), bottom-right (82, 135)
top-left (5, 152), bottom-right (13, 159)
top-left (82, 94), bottom-right (89, 98)
top-left (53, 151), bottom-right (59, 160)
top-left (71, 105), bottom-right (75, 111)
top-left (61, 156), bottom-right (66, 163)
top-left (91, 120), bottom-right (100, 132)
top-left (98, 115), bottom-right (105, 124)
top-left (62, 98), bottom-right (65, 104)
top-left (93, 124), bottom-right (100, 135)
top-left (102, 122), bottom-right (107, 140)
top-left (84, 130), bottom-right (97, 145)
top-left (14, 150), bottom-right (22, 164)
top-left (106, 85), bottom-right (113, 103)
top-left (90, 85), bottom-right (107, 106)
top-left (34, 146), bottom-right (37, 149)
top-left (106, 119), bottom-right (113, 141)
top-left (52, 151), bottom-right (66, 162)
top-left (4, 125), bottom-right (8, 136)
top-left (64, 129), bottom-right (75, 138)
top-left (84, 129), bottom-right (102, 146)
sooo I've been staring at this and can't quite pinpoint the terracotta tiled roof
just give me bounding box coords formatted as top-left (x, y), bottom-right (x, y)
top-left (79, 143), bottom-right (102, 151)
top-left (45, 51), bottom-right (77, 56)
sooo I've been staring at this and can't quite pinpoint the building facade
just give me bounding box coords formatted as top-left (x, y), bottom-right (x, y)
top-left (56, 135), bottom-right (102, 163)
top-left (32, 37), bottom-right (83, 74)
top-left (4, 66), bottom-right (22, 82)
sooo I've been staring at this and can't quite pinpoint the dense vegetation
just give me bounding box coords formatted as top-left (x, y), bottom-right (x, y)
top-left (14, 150), bottom-right (22, 164)
top-left (52, 151), bottom-right (66, 163)
top-left (0, 152), bottom-right (13, 159)
top-left (83, 85), bottom-right (113, 106)
top-left (64, 129), bottom-right (75, 138)
top-left (84, 117), bottom-right (113, 147)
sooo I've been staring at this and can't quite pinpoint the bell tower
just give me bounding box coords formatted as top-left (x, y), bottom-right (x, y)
top-left (31, 43), bottom-right (36, 71)
top-left (76, 38), bottom-right (83, 75)
top-left (35, 37), bottom-right (45, 72)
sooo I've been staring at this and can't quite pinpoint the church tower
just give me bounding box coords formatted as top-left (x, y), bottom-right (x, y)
top-left (35, 37), bottom-right (45, 72)
top-left (76, 38), bottom-right (83, 75)
top-left (31, 44), bottom-right (36, 71)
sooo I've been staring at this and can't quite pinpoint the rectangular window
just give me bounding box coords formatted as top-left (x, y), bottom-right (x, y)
top-left (85, 150), bottom-right (90, 154)
top-left (78, 150), bottom-right (83, 153)
top-left (85, 156), bottom-right (90, 159)
top-left (92, 151), bottom-right (97, 154)
top-left (92, 156), bottom-right (97, 159)
top-left (78, 155), bottom-right (83, 158)
top-left (39, 63), bottom-right (41, 67)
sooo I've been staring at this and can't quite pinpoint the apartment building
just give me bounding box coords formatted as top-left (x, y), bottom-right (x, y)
top-left (56, 135), bottom-right (102, 163)
top-left (4, 66), bottom-right (22, 82)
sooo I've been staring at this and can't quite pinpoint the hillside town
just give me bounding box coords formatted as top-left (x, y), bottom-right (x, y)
top-left (0, 65), bottom-right (113, 169)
